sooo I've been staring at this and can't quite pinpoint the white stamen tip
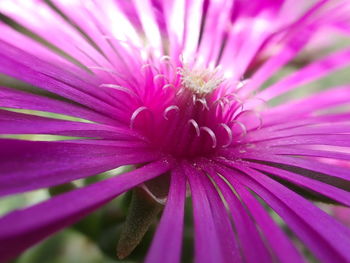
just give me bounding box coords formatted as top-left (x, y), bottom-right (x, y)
top-left (130, 106), bottom-right (149, 129)
top-left (200, 127), bottom-right (217, 148)
top-left (179, 65), bottom-right (224, 95)
top-left (163, 105), bottom-right (180, 120)
top-left (188, 119), bottom-right (200, 136)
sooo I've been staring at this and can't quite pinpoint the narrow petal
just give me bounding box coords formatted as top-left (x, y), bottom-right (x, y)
top-left (257, 147), bottom-right (350, 161)
top-left (0, 109), bottom-right (141, 140)
top-left (182, 0), bottom-right (205, 60)
top-left (228, 177), bottom-right (304, 263)
top-left (196, 0), bottom-right (234, 67)
top-left (252, 113), bottom-right (350, 134)
top-left (145, 167), bottom-right (186, 263)
top-left (222, 150), bottom-right (350, 181)
top-left (240, 27), bottom-right (314, 97)
top-left (228, 165), bottom-right (350, 263)
top-left (0, 139), bottom-right (159, 196)
top-left (0, 160), bottom-right (172, 262)
top-left (0, 41), bottom-right (124, 118)
top-left (261, 86), bottom-right (350, 126)
top-left (245, 161), bottom-right (350, 206)
top-left (200, 167), bottom-right (242, 263)
top-left (184, 163), bottom-right (224, 263)
top-left (220, 0), bottom-right (283, 79)
top-left (247, 122), bottom-right (350, 143)
top-left (0, 0), bottom-right (111, 68)
top-left (131, 0), bottom-right (163, 53)
top-left (259, 47), bottom-right (350, 101)
top-left (239, 0), bottom-right (331, 97)
top-left (246, 134), bottom-right (350, 147)
top-left (0, 86), bottom-right (116, 125)
top-left (205, 166), bottom-right (272, 263)
top-left (161, 0), bottom-right (185, 58)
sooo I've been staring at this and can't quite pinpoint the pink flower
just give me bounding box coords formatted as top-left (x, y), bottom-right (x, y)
top-left (0, 0), bottom-right (350, 262)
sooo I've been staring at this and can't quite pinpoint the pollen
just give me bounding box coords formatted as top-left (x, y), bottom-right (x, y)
top-left (179, 65), bottom-right (224, 96)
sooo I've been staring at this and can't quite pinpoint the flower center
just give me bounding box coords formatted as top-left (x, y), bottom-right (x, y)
top-left (110, 57), bottom-right (258, 160)
top-left (178, 65), bottom-right (224, 96)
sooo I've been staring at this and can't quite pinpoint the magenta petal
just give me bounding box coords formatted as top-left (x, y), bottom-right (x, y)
top-left (0, 41), bottom-right (123, 118)
top-left (206, 167), bottom-right (272, 263)
top-left (145, 168), bottom-right (186, 263)
top-left (261, 86), bottom-right (350, 126)
top-left (259, 48), bottom-right (350, 101)
top-left (160, 0), bottom-right (185, 58)
top-left (333, 206), bottom-right (350, 227)
top-left (226, 152), bottom-right (350, 181)
top-left (240, 27), bottom-right (313, 97)
top-left (0, 159), bottom-right (172, 262)
top-left (247, 134), bottom-right (350, 147)
top-left (256, 113), bottom-right (350, 133)
top-left (0, 86), bottom-right (117, 125)
top-left (245, 161), bottom-right (350, 206)
top-left (229, 179), bottom-right (304, 263)
top-left (259, 146), bottom-right (350, 162)
top-left (0, 139), bottom-right (159, 196)
top-left (200, 169), bottom-right (243, 263)
top-left (184, 163), bottom-right (224, 263)
top-left (231, 165), bottom-right (350, 263)
top-left (0, 109), bottom-right (142, 140)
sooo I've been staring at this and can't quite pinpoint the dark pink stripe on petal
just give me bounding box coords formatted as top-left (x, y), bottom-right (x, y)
top-left (0, 159), bottom-right (172, 262)
top-left (145, 167), bottom-right (186, 263)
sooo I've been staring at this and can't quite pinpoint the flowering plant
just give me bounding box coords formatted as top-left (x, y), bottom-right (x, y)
top-left (0, 0), bottom-right (350, 262)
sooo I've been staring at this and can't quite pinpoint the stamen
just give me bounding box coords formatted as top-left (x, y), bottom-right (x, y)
top-left (224, 93), bottom-right (243, 104)
top-left (140, 184), bottom-right (167, 205)
top-left (188, 119), bottom-right (200, 136)
top-left (141, 64), bottom-right (159, 74)
top-left (100, 84), bottom-right (137, 98)
top-left (160, 55), bottom-right (171, 62)
top-left (229, 120), bottom-right (247, 139)
top-left (178, 65), bottom-right (224, 95)
top-left (176, 87), bottom-right (185, 96)
top-left (163, 105), bottom-right (180, 120)
top-left (153, 74), bottom-right (169, 84)
top-left (200, 127), bottom-right (217, 148)
top-left (219, 123), bottom-right (233, 147)
top-left (192, 94), bottom-right (196, 104)
top-left (235, 110), bottom-right (262, 130)
top-left (130, 106), bottom-right (149, 129)
top-left (162, 84), bottom-right (175, 90)
top-left (196, 98), bottom-right (209, 110)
